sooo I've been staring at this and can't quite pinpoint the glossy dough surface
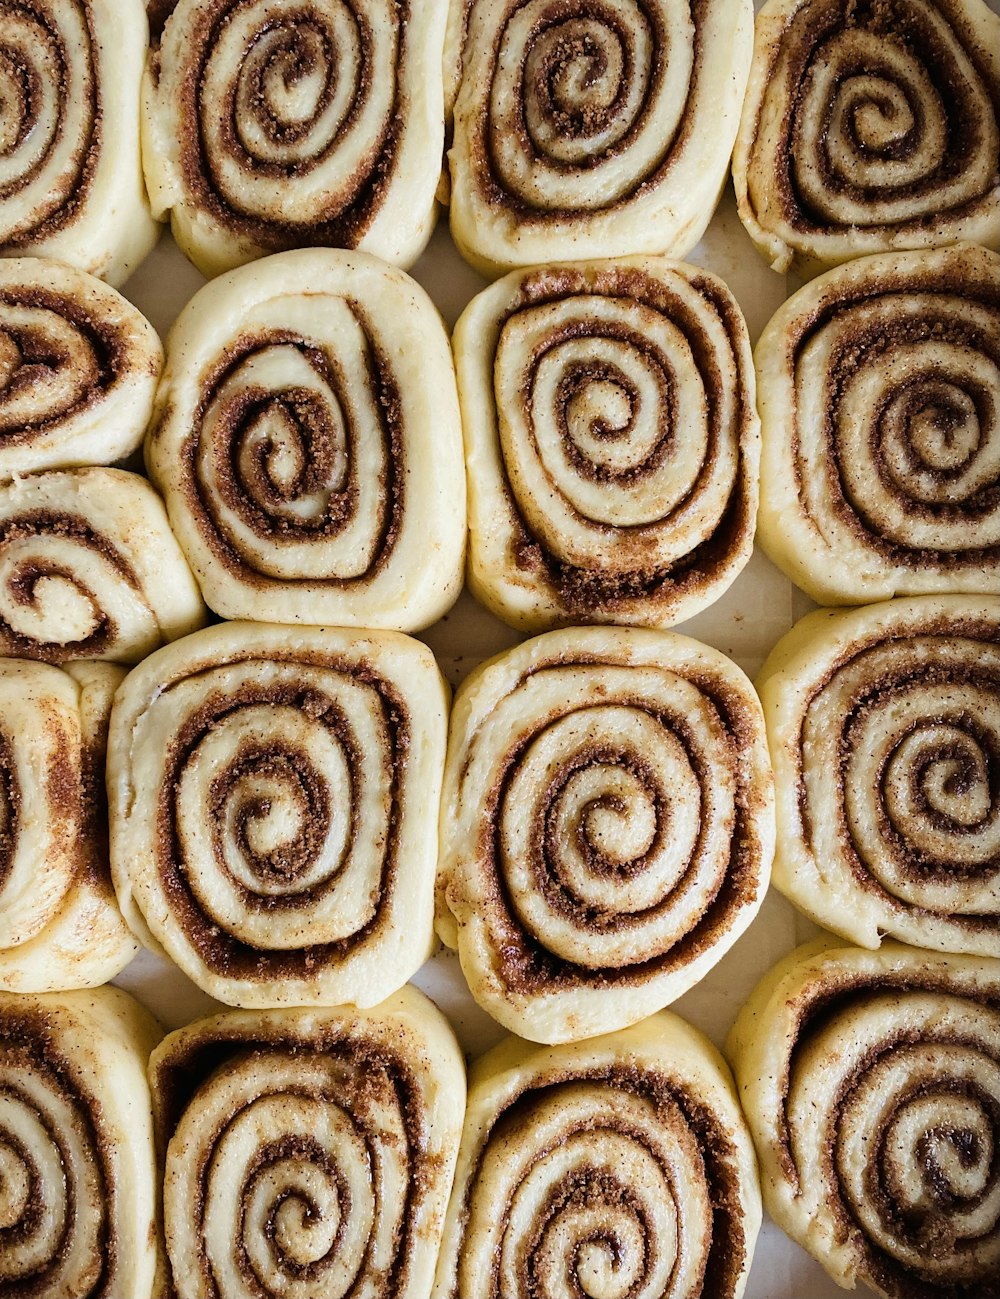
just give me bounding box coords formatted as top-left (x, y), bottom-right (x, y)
top-left (149, 987), bottom-right (465, 1299)
top-left (733, 0), bottom-right (1000, 274)
top-left (0, 660), bottom-right (136, 992)
top-left (0, 467), bottom-right (204, 663)
top-left (755, 244), bottom-right (999, 604)
top-left (728, 940), bottom-right (1000, 1298)
top-left (148, 248), bottom-right (466, 632)
top-left (0, 0), bottom-right (158, 285)
top-left (434, 1011), bottom-right (761, 1299)
top-left (0, 986), bottom-right (162, 1298)
top-left (455, 258), bottom-right (760, 631)
top-left (108, 621), bottom-right (449, 1008)
top-left (0, 258), bottom-right (162, 482)
top-left (448, 0), bottom-right (754, 273)
top-left (143, 0), bottom-right (449, 276)
top-left (438, 626), bottom-right (774, 1043)
top-left (758, 595), bottom-right (999, 957)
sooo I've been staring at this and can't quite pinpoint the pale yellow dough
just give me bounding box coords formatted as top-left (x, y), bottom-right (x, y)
top-left (142, 0), bottom-right (449, 277)
top-left (0, 985), bottom-right (163, 1298)
top-left (733, 0), bottom-right (1000, 275)
top-left (757, 595), bottom-right (999, 957)
top-left (0, 467), bottom-right (205, 662)
top-left (454, 257), bottom-right (760, 631)
top-left (755, 244), bottom-right (999, 604)
top-left (148, 248), bottom-right (466, 633)
top-left (108, 621), bottom-right (449, 1008)
top-left (434, 1010), bottom-right (761, 1299)
top-left (438, 625), bottom-right (774, 1043)
top-left (449, 0), bottom-right (754, 275)
top-left (727, 940), bottom-right (1000, 1298)
top-left (0, 659), bottom-right (137, 991)
top-left (0, 0), bottom-right (159, 285)
top-left (149, 986), bottom-right (465, 1299)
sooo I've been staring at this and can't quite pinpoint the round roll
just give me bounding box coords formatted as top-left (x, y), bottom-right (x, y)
top-left (758, 595), bottom-right (999, 958)
top-left (142, 0), bottom-right (449, 277)
top-left (0, 659), bottom-right (137, 992)
top-left (434, 1010), bottom-right (760, 1299)
top-left (147, 248), bottom-right (466, 632)
top-left (438, 626), bottom-right (775, 1043)
top-left (149, 986), bottom-right (465, 1299)
top-left (755, 244), bottom-right (999, 604)
top-left (733, 0), bottom-right (1000, 275)
top-left (0, 986), bottom-right (162, 1299)
top-left (0, 0), bottom-right (158, 286)
top-left (448, 0), bottom-right (754, 275)
top-left (455, 258), bottom-right (760, 631)
top-left (0, 258), bottom-right (162, 482)
top-left (728, 940), bottom-right (1000, 1298)
top-left (108, 621), bottom-right (449, 1007)
top-left (0, 467), bottom-right (205, 663)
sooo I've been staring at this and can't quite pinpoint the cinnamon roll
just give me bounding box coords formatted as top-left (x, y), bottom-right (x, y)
top-left (733, 0), bottom-right (1000, 275)
top-left (454, 258), bottom-right (760, 631)
top-left (0, 467), bottom-right (205, 663)
top-left (448, 0), bottom-right (754, 275)
top-left (758, 595), bottom-right (999, 958)
top-left (0, 659), bottom-right (137, 992)
top-left (149, 986), bottom-right (465, 1299)
top-left (438, 626), bottom-right (775, 1044)
top-left (147, 248), bottom-right (466, 632)
top-left (0, 985), bottom-right (163, 1299)
top-left (0, 258), bottom-right (163, 482)
top-left (0, 0), bottom-right (159, 286)
top-left (142, 0), bottom-right (449, 277)
top-left (755, 244), bottom-right (999, 604)
top-left (728, 940), bottom-right (1000, 1298)
top-left (433, 1010), bottom-right (761, 1299)
top-left (108, 621), bottom-right (449, 1008)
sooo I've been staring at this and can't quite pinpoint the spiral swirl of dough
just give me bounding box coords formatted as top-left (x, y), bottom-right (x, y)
top-left (148, 249), bottom-right (466, 632)
top-left (143, 0), bottom-right (449, 276)
top-left (755, 244), bottom-right (999, 604)
top-left (729, 941), bottom-right (1000, 1298)
top-left (448, 0), bottom-right (753, 273)
top-left (151, 989), bottom-right (465, 1299)
top-left (0, 987), bottom-right (161, 1299)
top-left (0, 467), bottom-right (204, 663)
top-left (438, 626), bottom-right (774, 1043)
top-left (0, 0), bottom-right (157, 284)
top-left (455, 259), bottom-right (759, 631)
top-left (434, 1013), bottom-right (760, 1299)
top-left (733, 0), bottom-right (1000, 274)
top-left (0, 258), bottom-right (162, 482)
top-left (108, 621), bottom-right (448, 1008)
top-left (758, 595), bottom-right (999, 957)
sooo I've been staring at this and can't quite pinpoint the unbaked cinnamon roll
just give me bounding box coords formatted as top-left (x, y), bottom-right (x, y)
top-left (0, 659), bottom-right (137, 992)
top-left (0, 467), bottom-right (205, 662)
top-left (108, 621), bottom-right (449, 1008)
top-left (728, 940), bottom-right (1000, 1298)
top-left (755, 244), bottom-right (999, 604)
top-left (733, 0), bottom-right (1000, 274)
top-left (0, 0), bottom-right (159, 285)
top-left (0, 985), bottom-right (162, 1298)
top-left (149, 986), bottom-right (465, 1299)
top-left (0, 258), bottom-right (162, 482)
top-left (448, 0), bottom-right (754, 274)
top-left (438, 626), bottom-right (775, 1043)
top-left (455, 258), bottom-right (759, 631)
top-left (147, 248), bottom-right (466, 632)
top-left (758, 595), bottom-right (999, 958)
top-left (433, 1010), bottom-right (760, 1299)
top-left (142, 0), bottom-right (449, 277)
